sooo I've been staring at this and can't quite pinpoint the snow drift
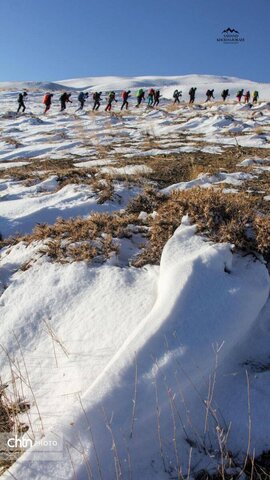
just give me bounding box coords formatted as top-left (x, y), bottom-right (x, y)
top-left (3, 218), bottom-right (269, 479)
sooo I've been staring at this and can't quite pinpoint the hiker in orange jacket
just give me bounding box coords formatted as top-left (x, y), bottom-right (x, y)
top-left (43, 93), bottom-right (54, 114)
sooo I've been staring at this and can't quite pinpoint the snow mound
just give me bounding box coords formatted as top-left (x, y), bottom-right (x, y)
top-left (161, 171), bottom-right (253, 194)
top-left (5, 219), bottom-right (269, 479)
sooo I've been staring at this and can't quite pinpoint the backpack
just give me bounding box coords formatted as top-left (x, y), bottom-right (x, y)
top-left (136, 89), bottom-right (143, 97)
top-left (43, 94), bottom-right (50, 104)
top-left (122, 91), bottom-right (127, 100)
top-left (189, 88), bottom-right (193, 96)
top-left (78, 92), bottom-right (84, 102)
top-left (149, 88), bottom-right (154, 95)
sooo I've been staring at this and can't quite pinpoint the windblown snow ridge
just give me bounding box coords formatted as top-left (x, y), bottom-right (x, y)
top-left (4, 218), bottom-right (270, 479)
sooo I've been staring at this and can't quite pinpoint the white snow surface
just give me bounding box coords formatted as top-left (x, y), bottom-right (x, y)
top-left (161, 171), bottom-right (254, 194)
top-left (2, 219), bottom-right (269, 479)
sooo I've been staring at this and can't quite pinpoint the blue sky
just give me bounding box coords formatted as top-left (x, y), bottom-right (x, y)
top-left (0, 0), bottom-right (269, 82)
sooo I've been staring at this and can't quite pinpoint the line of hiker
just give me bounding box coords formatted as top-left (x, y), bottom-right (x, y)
top-left (15, 87), bottom-right (261, 115)
top-left (184, 88), bottom-right (259, 104)
top-left (235, 89), bottom-right (259, 104)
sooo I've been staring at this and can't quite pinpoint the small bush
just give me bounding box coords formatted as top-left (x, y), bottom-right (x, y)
top-left (126, 187), bottom-right (166, 214)
top-left (91, 177), bottom-right (115, 204)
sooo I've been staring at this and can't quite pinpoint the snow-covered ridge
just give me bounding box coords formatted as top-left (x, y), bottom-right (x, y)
top-left (0, 81), bottom-right (74, 92)
top-left (56, 74), bottom-right (269, 91)
top-left (1, 74), bottom-right (269, 100)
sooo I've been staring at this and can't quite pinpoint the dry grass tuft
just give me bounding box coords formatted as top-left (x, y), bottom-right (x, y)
top-left (133, 188), bottom-right (270, 266)
top-left (56, 168), bottom-right (97, 187)
top-left (126, 186), bottom-right (166, 214)
top-left (0, 383), bottom-right (30, 474)
top-left (19, 213), bottom-right (146, 263)
top-left (91, 177), bottom-right (115, 204)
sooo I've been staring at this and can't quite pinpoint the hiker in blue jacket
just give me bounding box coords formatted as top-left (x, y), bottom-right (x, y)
top-left (76, 92), bottom-right (89, 111)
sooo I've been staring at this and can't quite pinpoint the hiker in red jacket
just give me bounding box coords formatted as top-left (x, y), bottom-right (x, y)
top-left (243, 91), bottom-right (250, 103)
top-left (121, 90), bottom-right (131, 110)
top-left (147, 88), bottom-right (155, 107)
top-left (43, 93), bottom-right (54, 114)
top-left (236, 89), bottom-right (244, 102)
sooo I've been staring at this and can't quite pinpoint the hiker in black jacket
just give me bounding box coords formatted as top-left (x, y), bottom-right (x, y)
top-left (173, 89), bottom-right (182, 104)
top-left (17, 91), bottom-right (28, 113)
top-left (93, 92), bottom-right (102, 111)
top-left (221, 89), bottom-right (230, 101)
top-left (60, 92), bottom-right (72, 112)
top-left (189, 87), bottom-right (196, 104)
top-left (206, 89), bottom-right (215, 102)
top-left (153, 90), bottom-right (161, 107)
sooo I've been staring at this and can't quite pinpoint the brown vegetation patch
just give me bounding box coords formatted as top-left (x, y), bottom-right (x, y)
top-left (107, 146), bottom-right (270, 188)
top-left (132, 188), bottom-right (270, 267)
top-left (239, 171), bottom-right (270, 197)
top-left (18, 213), bottom-right (147, 263)
top-left (0, 158), bottom-right (76, 181)
top-left (126, 187), bottom-right (166, 214)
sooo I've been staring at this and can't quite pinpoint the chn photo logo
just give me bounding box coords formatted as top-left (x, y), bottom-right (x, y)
top-left (217, 27), bottom-right (245, 44)
top-left (0, 433), bottom-right (64, 462)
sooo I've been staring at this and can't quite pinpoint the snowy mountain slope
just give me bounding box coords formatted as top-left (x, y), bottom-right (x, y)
top-left (0, 74), bottom-right (269, 101)
top-left (0, 98), bottom-right (269, 239)
top-left (0, 74), bottom-right (270, 479)
top-left (56, 74), bottom-right (270, 101)
top-left (0, 81), bottom-right (74, 92)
